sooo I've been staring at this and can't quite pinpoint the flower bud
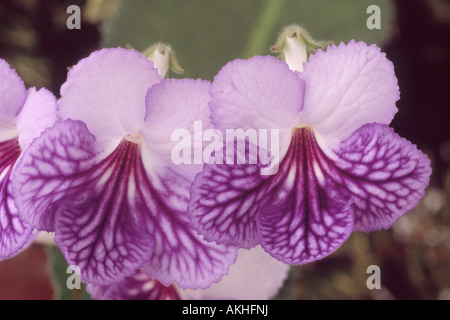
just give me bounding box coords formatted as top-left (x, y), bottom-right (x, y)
top-left (271, 25), bottom-right (323, 72)
top-left (143, 43), bottom-right (184, 77)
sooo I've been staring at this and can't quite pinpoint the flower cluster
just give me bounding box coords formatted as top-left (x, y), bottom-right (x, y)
top-left (0, 26), bottom-right (431, 299)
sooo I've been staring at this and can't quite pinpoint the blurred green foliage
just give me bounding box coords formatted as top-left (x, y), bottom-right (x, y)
top-left (102, 0), bottom-right (394, 80)
top-left (47, 246), bottom-right (90, 300)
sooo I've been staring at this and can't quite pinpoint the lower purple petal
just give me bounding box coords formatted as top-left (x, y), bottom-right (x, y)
top-left (0, 138), bottom-right (34, 259)
top-left (329, 123), bottom-right (432, 231)
top-left (12, 120), bottom-right (98, 231)
top-left (189, 123), bottom-right (430, 264)
top-left (257, 128), bottom-right (353, 263)
top-left (55, 191), bottom-right (155, 285)
top-left (189, 129), bottom-right (354, 263)
top-left (258, 190), bottom-right (352, 264)
top-left (188, 161), bottom-right (270, 249)
top-left (136, 168), bottom-right (237, 290)
top-left (13, 120), bottom-right (236, 287)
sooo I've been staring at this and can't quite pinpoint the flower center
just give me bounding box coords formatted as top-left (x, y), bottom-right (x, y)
top-left (124, 133), bottom-right (143, 145)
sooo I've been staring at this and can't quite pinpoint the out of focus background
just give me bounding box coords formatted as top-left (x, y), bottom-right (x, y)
top-left (0, 0), bottom-right (449, 300)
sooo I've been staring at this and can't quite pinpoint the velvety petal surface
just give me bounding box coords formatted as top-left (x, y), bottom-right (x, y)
top-left (13, 119), bottom-right (236, 287)
top-left (181, 246), bottom-right (289, 300)
top-left (257, 128), bottom-right (353, 263)
top-left (137, 165), bottom-right (237, 289)
top-left (56, 197), bottom-right (155, 285)
top-left (210, 55), bottom-right (305, 148)
top-left (0, 59), bottom-right (27, 141)
top-left (12, 120), bottom-right (98, 231)
top-left (58, 48), bottom-right (162, 151)
top-left (328, 123), bottom-right (432, 232)
top-left (190, 122), bottom-right (430, 262)
top-left (142, 78), bottom-right (212, 181)
top-left (87, 272), bottom-right (180, 300)
top-left (299, 41), bottom-right (400, 147)
top-left (0, 138), bottom-right (34, 259)
top-left (16, 87), bottom-right (58, 151)
top-left (189, 160), bottom-right (271, 249)
top-left (189, 127), bottom-right (354, 263)
top-left (141, 78), bottom-right (237, 289)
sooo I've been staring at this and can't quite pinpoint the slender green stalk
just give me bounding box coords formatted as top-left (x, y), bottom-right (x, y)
top-left (241, 0), bottom-right (285, 58)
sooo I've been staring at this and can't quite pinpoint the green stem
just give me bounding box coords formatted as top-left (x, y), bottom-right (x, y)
top-left (241, 0), bottom-right (285, 58)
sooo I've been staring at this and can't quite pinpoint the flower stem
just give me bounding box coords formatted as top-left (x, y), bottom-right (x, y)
top-left (241, 0), bottom-right (285, 59)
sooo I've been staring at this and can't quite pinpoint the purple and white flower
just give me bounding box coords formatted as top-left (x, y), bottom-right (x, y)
top-left (87, 246), bottom-right (289, 300)
top-left (0, 58), bottom-right (58, 259)
top-left (188, 40), bottom-right (432, 264)
top-left (11, 48), bottom-right (237, 288)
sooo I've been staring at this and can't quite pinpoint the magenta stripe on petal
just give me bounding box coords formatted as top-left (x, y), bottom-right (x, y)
top-left (189, 124), bottom-right (430, 264)
top-left (189, 128), bottom-right (354, 263)
top-left (0, 138), bottom-right (34, 259)
top-left (12, 120), bottom-right (236, 288)
top-left (54, 138), bottom-right (155, 285)
top-left (257, 128), bottom-right (353, 263)
top-left (135, 161), bottom-right (237, 290)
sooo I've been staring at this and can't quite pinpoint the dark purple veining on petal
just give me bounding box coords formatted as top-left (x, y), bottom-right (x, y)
top-left (189, 160), bottom-right (269, 249)
top-left (0, 138), bottom-right (33, 259)
top-left (190, 128), bottom-right (353, 263)
top-left (87, 272), bottom-right (180, 300)
top-left (190, 124), bottom-right (431, 264)
top-left (257, 127), bottom-right (353, 263)
top-left (57, 137), bottom-right (235, 287)
top-left (55, 137), bottom-right (155, 285)
top-left (327, 123), bottom-right (431, 231)
top-left (0, 139), bottom-right (20, 172)
top-left (12, 120), bottom-right (98, 231)
top-left (13, 120), bottom-right (236, 287)
top-left (133, 150), bottom-right (236, 290)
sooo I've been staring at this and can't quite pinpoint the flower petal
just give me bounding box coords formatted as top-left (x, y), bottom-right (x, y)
top-left (12, 120), bottom-right (98, 231)
top-left (180, 246), bottom-right (289, 300)
top-left (59, 48), bottom-right (162, 151)
top-left (142, 78), bottom-right (212, 181)
top-left (258, 187), bottom-right (352, 264)
top-left (210, 55), bottom-right (305, 147)
top-left (14, 120), bottom-right (155, 285)
top-left (55, 193), bottom-right (155, 285)
top-left (138, 166), bottom-right (237, 290)
top-left (13, 119), bottom-right (236, 287)
top-left (87, 272), bottom-right (180, 300)
top-left (140, 78), bottom-right (237, 289)
top-left (16, 87), bottom-right (58, 151)
top-left (328, 123), bottom-right (432, 231)
top-left (189, 128), bottom-right (354, 263)
top-left (257, 128), bottom-right (353, 263)
top-left (0, 59), bottom-right (27, 140)
top-left (0, 138), bottom-right (34, 259)
top-left (188, 160), bottom-right (270, 249)
top-left (299, 41), bottom-right (400, 147)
